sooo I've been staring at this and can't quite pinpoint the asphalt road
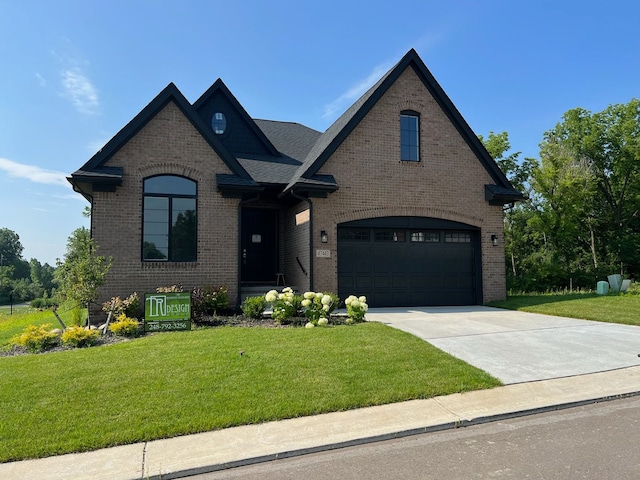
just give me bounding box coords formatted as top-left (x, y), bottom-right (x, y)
top-left (195, 396), bottom-right (640, 480)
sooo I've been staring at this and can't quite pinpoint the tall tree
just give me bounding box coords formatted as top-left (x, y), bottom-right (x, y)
top-left (480, 132), bottom-right (536, 285)
top-left (0, 228), bottom-right (24, 266)
top-left (537, 99), bottom-right (640, 278)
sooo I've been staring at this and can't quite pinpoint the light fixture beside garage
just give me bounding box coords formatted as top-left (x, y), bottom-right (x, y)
top-left (320, 230), bottom-right (328, 243)
top-left (491, 234), bottom-right (498, 246)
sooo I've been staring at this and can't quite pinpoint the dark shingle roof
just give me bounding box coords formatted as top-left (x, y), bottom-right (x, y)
top-left (237, 154), bottom-right (302, 185)
top-left (254, 120), bottom-right (322, 160)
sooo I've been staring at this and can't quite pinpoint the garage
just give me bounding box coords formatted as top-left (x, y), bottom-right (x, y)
top-left (337, 217), bottom-right (481, 307)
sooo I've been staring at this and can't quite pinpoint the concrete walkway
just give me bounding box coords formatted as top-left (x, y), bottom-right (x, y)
top-left (2, 307), bottom-right (640, 479)
top-left (367, 306), bottom-right (640, 384)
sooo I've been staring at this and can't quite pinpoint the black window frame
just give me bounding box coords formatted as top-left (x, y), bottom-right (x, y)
top-left (142, 175), bottom-right (197, 262)
top-left (400, 110), bottom-right (420, 162)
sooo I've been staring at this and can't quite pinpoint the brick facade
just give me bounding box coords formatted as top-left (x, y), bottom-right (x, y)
top-left (90, 100), bottom-right (240, 318)
top-left (311, 66), bottom-right (507, 303)
top-left (72, 50), bottom-right (517, 321)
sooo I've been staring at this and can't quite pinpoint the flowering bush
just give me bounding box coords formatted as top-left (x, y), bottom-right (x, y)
top-left (265, 287), bottom-right (303, 323)
top-left (301, 291), bottom-right (339, 324)
top-left (102, 292), bottom-right (140, 318)
top-left (344, 295), bottom-right (368, 323)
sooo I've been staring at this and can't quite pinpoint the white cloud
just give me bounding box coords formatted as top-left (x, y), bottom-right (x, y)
top-left (61, 67), bottom-right (99, 114)
top-left (322, 61), bottom-right (395, 120)
top-left (36, 73), bottom-right (47, 87)
top-left (0, 157), bottom-right (70, 188)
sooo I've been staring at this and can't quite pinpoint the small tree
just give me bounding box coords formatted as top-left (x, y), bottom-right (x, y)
top-left (54, 227), bottom-right (112, 322)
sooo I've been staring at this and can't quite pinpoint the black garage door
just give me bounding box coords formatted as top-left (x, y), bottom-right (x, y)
top-left (337, 217), bottom-right (480, 307)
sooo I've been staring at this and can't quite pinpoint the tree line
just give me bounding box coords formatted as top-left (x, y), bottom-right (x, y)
top-left (483, 98), bottom-right (640, 291)
top-left (0, 228), bottom-right (56, 304)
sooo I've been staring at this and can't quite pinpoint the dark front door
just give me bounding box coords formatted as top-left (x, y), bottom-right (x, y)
top-left (241, 208), bottom-right (278, 283)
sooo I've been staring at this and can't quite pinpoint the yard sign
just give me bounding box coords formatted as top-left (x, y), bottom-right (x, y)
top-left (144, 292), bottom-right (191, 331)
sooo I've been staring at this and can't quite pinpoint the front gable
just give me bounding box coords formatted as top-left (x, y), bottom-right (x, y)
top-left (193, 79), bottom-right (280, 158)
top-left (68, 83), bottom-right (258, 199)
top-left (285, 49), bottom-right (522, 205)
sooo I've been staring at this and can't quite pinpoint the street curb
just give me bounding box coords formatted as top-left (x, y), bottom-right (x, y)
top-left (147, 390), bottom-right (640, 480)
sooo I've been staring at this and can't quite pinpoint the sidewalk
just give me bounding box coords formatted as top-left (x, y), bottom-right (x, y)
top-left (2, 366), bottom-right (640, 480)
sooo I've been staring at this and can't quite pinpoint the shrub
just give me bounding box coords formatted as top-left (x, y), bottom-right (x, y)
top-left (242, 296), bottom-right (267, 319)
top-left (102, 292), bottom-right (140, 318)
top-left (30, 297), bottom-right (58, 309)
top-left (192, 285), bottom-right (229, 318)
top-left (345, 295), bottom-right (368, 323)
top-left (109, 314), bottom-right (141, 337)
top-left (12, 324), bottom-right (60, 353)
top-left (70, 306), bottom-right (84, 327)
top-left (265, 287), bottom-right (303, 323)
top-left (61, 326), bottom-right (100, 348)
top-left (156, 285), bottom-right (183, 293)
top-left (301, 291), bottom-right (339, 324)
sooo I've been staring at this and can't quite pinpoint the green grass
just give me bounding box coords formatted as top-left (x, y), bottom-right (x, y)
top-left (488, 292), bottom-right (640, 326)
top-left (0, 308), bottom-right (81, 349)
top-left (0, 321), bottom-right (500, 463)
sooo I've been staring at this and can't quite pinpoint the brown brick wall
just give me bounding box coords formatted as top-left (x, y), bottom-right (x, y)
top-left (284, 202), bottom-right (311, 292)
top-left (90, 100), bottom-right (240, 320)
top-left (310, 66), bottom-right (507, 303)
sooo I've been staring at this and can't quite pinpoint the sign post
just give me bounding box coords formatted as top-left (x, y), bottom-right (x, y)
top-left (144, 292), bottom-right (191, 332)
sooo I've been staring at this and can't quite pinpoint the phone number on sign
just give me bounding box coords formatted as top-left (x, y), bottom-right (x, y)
top-left (146, 321), bottom-right (189, 331)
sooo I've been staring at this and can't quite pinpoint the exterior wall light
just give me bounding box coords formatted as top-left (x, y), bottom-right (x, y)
top-left (320, 230), bottom-right (328, 243)
top-left (491, 234), bottom-right (498, 247)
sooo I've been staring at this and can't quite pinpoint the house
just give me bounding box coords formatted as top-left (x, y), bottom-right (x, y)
top-left (68, 49), bottom-right (522, 317)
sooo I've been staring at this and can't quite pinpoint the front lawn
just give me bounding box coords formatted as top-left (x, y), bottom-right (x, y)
top-left (488, 292), bottom-right (640, 326)
top-left (0, 308), bottom-right (79, 349)
top-left (0, 321), bottom-right (500, 463)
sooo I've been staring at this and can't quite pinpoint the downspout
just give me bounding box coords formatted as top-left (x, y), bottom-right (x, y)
top-left (291, 190), bottom-right (313, 291)
top-left (236, 194), bottom-right (261, 309)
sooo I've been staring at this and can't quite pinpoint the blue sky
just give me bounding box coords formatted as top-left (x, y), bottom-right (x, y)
top-left (1, 0), bottom-right (638, 265)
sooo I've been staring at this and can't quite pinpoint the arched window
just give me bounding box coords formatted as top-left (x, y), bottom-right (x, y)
top-left (142, 175), bottom-right (197, 262)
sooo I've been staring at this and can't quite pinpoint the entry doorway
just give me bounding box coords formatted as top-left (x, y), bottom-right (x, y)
top-left (241, 208), bottom-right (278, 283)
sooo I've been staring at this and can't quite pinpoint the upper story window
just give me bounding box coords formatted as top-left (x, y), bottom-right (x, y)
top-left (400, 111), bottom-right (420, 162)
top-left (211, 112), bottom-right (227, 134)
top-left (143, 175), bottom-right (197, 262)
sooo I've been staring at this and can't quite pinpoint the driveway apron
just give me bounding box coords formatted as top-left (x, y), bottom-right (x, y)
top-left (367, 306), bottom-right (640, 384)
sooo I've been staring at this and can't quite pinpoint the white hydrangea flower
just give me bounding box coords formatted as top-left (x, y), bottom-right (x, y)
top-left (282, 287), bottom-right (293, 293)
top-left (318, 318), bottom-right (328, 326)
top-left (358, 296), bottom-right (367, 303)
top-left (301, 299), bottom-right (311, 307)
top-left (321, 295), bottom-right (332, 305)
top-left (315, 292), bottom-right (323, 299)
top-left (305, 322), bottom-right (315, 328)
top-left (322, 304), bottom-right (330, 311)
top-left (265, 290), bottom-right (278, 302)
top-left (304, 291), bottom-right (316, 299)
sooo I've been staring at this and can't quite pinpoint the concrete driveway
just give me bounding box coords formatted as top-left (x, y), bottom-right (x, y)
top-left (366, 306), bottom-right (640, 384)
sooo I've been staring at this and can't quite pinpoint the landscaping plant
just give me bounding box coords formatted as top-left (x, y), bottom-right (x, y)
top-left (61, 326), bottom-right (100, 348)
top-left (345, 295), bottom-right (368, 323)
top-left (242, 296), bottom-right (267, 319)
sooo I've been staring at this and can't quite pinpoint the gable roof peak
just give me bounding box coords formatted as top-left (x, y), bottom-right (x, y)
top-left (284, 48), bottom-right (520, 198)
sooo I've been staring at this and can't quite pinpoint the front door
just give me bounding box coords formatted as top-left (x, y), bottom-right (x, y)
top-left (241, 208), bottom-right (278, 283)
